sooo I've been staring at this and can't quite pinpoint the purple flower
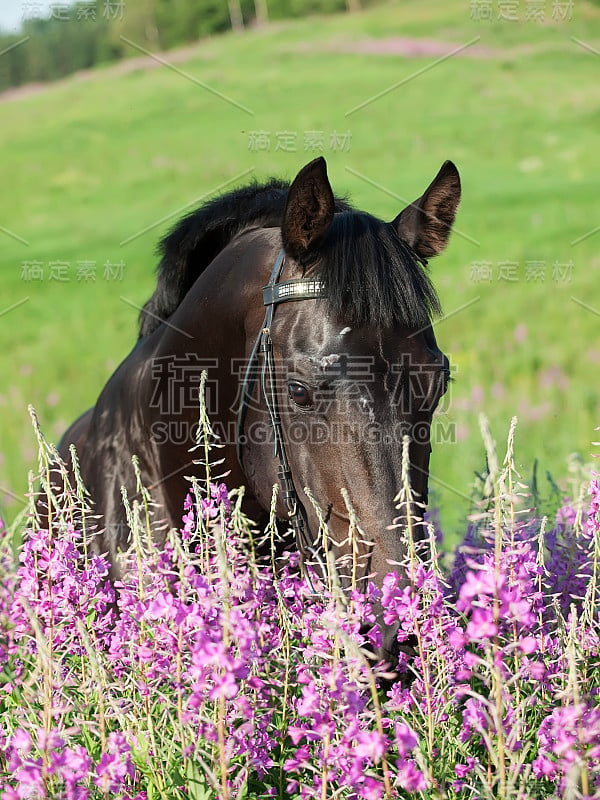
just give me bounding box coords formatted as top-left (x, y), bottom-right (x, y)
top-left (455, 756), bottom-right (477, 778)
top-left (465, 607), bottom-right (498, 642)
top-left (208, 669), bottom-right (238, 700)
top-left (457, 567), bottom-right (503, 613)
top-left (396, 760), bottom-right (427, 792)
top-left (394, 722), bottom-right (418, 756)
top-left (531, 754), bottom-right (559, 779)
top-left (519, 636), bottom-right (538, 654)
top-left (4, 438), bottom-right (600, 799)
top-left (352, 730), bottom-right (386, 761)
top-left (94, 733), bottom-right (134, 793)
top-left (460, 698), bottom-right (489, 743)
top-left (10, 729), bottom-right (31, 754)
top-left (358, 776), bottom-right (384, 799)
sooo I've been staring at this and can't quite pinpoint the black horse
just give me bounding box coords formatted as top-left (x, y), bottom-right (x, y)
top-left (58, 157), bottom-right (460, 665)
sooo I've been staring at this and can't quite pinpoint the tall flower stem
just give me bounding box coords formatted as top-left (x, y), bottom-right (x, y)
top-left (480, 415), bottom-right (507, 800)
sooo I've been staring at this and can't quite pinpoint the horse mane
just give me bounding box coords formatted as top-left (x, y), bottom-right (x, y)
top-left (314, 212), bottom-right (441, 329)
top-left (139, 177), bottom-right (440, 337)
top-left (138, 178), bottom-right (351, 337)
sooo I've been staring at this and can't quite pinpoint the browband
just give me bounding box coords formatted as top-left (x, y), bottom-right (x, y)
top-left (262, 278), bottom-right (326, 306)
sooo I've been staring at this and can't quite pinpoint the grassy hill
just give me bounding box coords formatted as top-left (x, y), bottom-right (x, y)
top-left (2, 0), bottom-right (600, 538)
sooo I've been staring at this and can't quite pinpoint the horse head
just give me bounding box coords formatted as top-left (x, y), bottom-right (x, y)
top-left (238, 157), bottom-right (460, 667)
top-left (57, 156), bottom-right (460, 673)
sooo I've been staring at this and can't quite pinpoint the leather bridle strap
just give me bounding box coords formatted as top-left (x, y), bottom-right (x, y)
top-left (235, 248), bottom-right (286, 467)
top-left (236, 248), bottom-right (326, 567)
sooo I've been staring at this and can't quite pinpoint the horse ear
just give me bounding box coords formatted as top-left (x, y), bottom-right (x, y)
top-left (281, 157), bottom-right (335, 261)
top-left (393, 161), bottom-right (461, 260)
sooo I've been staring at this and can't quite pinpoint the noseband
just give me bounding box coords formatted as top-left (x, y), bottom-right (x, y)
top-left (236, 248), bottom-right (326, 569)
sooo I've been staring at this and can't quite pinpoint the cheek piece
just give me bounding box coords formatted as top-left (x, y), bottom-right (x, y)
top-left (236, 248), bottom-right (327, 589)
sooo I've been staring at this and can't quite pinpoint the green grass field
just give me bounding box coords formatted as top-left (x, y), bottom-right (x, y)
top-left (2, 0), bottom-right (600, 538)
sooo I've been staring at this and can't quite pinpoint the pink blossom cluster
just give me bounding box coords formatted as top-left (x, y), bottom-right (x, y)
top-left (0, 473), bottom-right (599, 798)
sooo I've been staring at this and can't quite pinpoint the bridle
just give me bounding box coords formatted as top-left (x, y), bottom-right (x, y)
top-left (236, 248), bottom-right (326, 574)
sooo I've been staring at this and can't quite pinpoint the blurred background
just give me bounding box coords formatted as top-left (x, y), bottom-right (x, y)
top-left (1, 0), bottom-right (599, 541)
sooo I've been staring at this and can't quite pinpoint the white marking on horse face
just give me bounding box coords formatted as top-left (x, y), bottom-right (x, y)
top-left (339, 327), bottom-right (351, 336)
top-left (319, 353), bottom-right (340, 369)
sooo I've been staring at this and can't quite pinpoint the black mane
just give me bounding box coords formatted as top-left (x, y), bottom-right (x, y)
top-left (139, 179), bottom-right (293, 336)
top-left (139, 178), bottom-right (439, 337)
top-left (315, 212), bottom-right (440, 329)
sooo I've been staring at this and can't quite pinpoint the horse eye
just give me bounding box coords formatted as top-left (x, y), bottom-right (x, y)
top-left (288, 382), bottom-right (312, 408)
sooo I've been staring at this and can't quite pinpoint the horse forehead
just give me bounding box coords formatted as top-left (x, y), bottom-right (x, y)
top-left (281, 311), bottom-right (442, 359)
top-left (282, 323), bottom-right (444, 382)
top-left (330, 327), bottom-right (441, 364)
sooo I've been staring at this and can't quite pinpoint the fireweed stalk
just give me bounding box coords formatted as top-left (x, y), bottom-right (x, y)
top-left (0, 409), bottom-right (599, 799)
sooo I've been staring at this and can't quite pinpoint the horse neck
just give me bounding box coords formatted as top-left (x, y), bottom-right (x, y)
top-left (161, 229), bottom-right (280, 349)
